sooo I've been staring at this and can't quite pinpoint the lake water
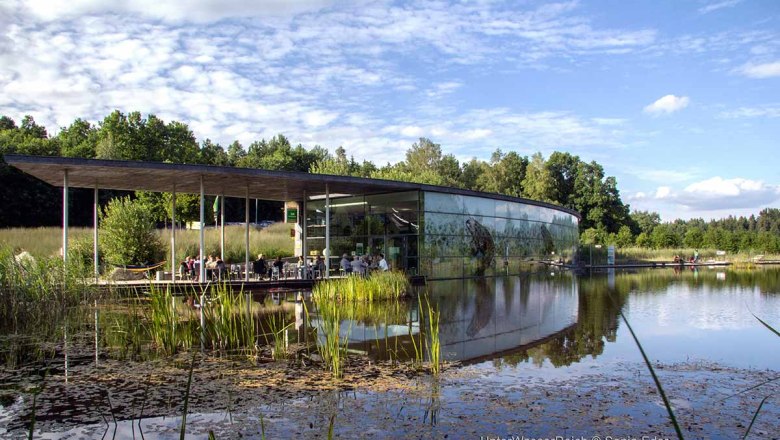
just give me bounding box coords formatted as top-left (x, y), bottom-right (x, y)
top-left (1, 267), bottom-right (778, 438)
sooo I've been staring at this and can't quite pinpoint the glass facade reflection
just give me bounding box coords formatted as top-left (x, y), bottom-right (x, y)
top-left (305, 190), bottom-right (579, 279)
top-left (420, 192), bottom-right (579, 278)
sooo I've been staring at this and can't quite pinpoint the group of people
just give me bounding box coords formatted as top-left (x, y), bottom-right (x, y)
top-left (179, 254), bottom-right (227, 281)
top-left (340, 253), bottom-right (389, 276)
top-left (673, 249), bottom-right (700, 264)
top-left (179, 251), bottom-right (389, 281)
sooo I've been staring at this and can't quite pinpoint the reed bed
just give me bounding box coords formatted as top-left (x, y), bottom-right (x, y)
top-left (201, 284), bottom-right (257, 353)
top-left (612, 247), bottom-right (780, 264)
top-left (311, 271), bottom-right (410, 302)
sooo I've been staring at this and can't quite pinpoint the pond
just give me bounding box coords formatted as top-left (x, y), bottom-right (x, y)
top-left (1, 267), bottom-right (779, 438)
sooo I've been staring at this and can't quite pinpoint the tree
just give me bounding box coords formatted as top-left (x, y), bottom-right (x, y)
top-left (58, 118), bottom-right (98, 158)
top-left (522, 152), bottom-right (555, 203)
top-left (100, 196), bottom-right (164, 265)
top-left (630, 210), bottom-right (661, 236)
top-left (614, 225), bottom-right (634, 247)
top-left (226, 140), bottom-right (246, 166)
top-left (477, 149), bottom-right (527, 196)
top-left (683, 227), bottom-right (704, 248)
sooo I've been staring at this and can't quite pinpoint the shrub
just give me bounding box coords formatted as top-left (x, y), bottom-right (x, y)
top-left (100, 196), bottom-right (164, 265)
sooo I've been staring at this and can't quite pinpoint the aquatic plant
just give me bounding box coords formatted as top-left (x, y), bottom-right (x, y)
top-left (180, 352), bottom-right (197, 440)
top-left (421, 294), bottom-right (441, 375)
top-left (147, 284), bottom-right (194, 354)
top-left (619, 310), bottom-right (684, 439)
top-left (201, 283), bottom-right (257, 353)
top-left (311, 270), bottom-right (410, 302)
top-left (311, 299), bottom-right (351, 378)
top-left (262, 312), bottom-right (292, 360)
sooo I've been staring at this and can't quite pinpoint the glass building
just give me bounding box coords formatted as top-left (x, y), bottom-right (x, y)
top-left (306, 190), bottom-right (579, 279)
top-left (5, 154), bottom-right (579, 281)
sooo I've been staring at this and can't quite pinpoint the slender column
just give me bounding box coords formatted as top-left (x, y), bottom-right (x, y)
top-left (171, 185), bottom-right (177, 284)
top-left (93, 184), bottom-right (99, 281)
top-left (62, 170), bottom-right (69, 265)
top-left (220, 195), bottom-right (225, 260)
top-left (302, 191), bottom-right (308, 279)
top-left (325, 184), bottom-right (330, 279)
top-left (199, 176), bottom-right (205, 281)
top-left (245, 186), bottom-right (250, 282)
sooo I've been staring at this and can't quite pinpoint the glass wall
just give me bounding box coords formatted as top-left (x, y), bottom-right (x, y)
top-left (306, 190), bottom-right (579, 278)
top-left (305, 191), bottom-right (420, 272)
top-left (420, 192), bottom-right (579, 278)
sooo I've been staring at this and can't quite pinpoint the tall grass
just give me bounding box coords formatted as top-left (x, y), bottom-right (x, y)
top-left (421, 295), bottom-right (441, 375)
top-left (147, 284), bottom-right (195, 355)
top-left (0, 224), bottom-right (293, 263)
top-left (311, 271), bottom-right (410, 302)
top-left (619, 310), bottom-right (684, 439)
top-left (610, 247), bottom-right (780, 264)
top-left (0, 245), bottom-right (97, 313)
top-left (262, 312), bottom-right (292, 360)
top-left (311, 299), bottom-right (351, 378)
top-left (201, 283), bottom-right (257, 353)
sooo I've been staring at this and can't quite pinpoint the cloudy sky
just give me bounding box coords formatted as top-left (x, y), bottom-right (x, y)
top-left (1, 0), bottom-right (778, 221)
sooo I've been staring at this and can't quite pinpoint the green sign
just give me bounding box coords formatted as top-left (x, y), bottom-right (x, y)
top-left (286, 208), bottom-right (298, 223)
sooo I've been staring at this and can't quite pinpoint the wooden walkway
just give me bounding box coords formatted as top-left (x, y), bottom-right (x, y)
top-left (96, 277), bottom-right (316, 293)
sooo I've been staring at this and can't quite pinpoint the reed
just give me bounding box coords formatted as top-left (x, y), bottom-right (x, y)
top-left (311, 299), bottom-right (351, 378)
top-left (201, 283), bottom-right (257, 353)
top-left (311, 271), bottom-right (410, 302)
top-left (262, 312), bottom-right (292, 360)
top-left (421, 294), bottom-right (441, 375)
top-left (619, 310), bottom-right (684, 439)
top-left (180, 352), bottom-right (197, 440)
top-left (147, 284), bottom-right (194, 354)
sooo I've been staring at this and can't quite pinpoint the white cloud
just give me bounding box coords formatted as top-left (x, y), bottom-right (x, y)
top-left (643, 95), bottom-right (690, 115)
top-left (736, 61), bottom-right (780, 79)
top-left (698, 0), bottom-right (744, 14)
top-left (719, 105), bottom-right (780, 119)
top-left (648, 177), bottom-right (780, 211)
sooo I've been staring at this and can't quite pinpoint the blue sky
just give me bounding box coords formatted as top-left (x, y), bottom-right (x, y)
top-left (1, 0), bottom-right (778, 221)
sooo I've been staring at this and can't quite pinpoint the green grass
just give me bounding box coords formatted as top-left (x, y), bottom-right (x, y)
top-left (0, 223), bottom-right (293, 263)
top-left (311, 271), bottom-right (410, 302)
top-left (608, 247), bottom-right (780, 264)
top-left (421, 295), bottom-right (441, 375)
top-left (311, 299), bottom-right (351, 379)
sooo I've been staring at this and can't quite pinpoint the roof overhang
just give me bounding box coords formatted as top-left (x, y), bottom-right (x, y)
top-left (3, 154), bottom-right (580, 219)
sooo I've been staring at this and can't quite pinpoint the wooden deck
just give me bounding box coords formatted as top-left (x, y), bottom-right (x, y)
top-left (96, 277), bottom-right (317, 293)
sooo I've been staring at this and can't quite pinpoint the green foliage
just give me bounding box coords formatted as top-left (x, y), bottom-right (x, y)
top-left (522, 152), bottom-right (555, 203)
top-left (312, 271), bottom-right (410, 302)
top-left (100, 196), bottom-right (164, 265)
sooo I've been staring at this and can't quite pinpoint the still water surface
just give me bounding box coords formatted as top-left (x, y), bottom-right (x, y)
top-left (1, 267), bottom-right (778, 438)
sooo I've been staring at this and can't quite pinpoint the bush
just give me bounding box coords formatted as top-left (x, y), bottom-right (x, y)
top-left (100, 196), bottom-right (164, 265)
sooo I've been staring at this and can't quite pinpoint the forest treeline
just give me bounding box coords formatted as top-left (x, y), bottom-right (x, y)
top-left (1, 111), bottom-right (779, 252)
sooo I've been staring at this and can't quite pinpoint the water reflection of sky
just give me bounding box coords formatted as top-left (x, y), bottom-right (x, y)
top-left (472, 268), bottom-right (780, 376)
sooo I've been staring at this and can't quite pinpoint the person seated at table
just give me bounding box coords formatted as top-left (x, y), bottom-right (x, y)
top-left (315, 255), bottom-right (326, 278)
top-left (378, 253), bottom-right (389, 271)
top-left (253, 253), bottom-right (267, 279)
top-left (179, 257), bottom-right (190, 279)
top-left (215, 255), bottom-right (226, 279)
top-left (340, 253), bottom-right (352, 274)
top-left (272, 256), bottom-right (285, 277)
top-left (351, 255), bottom-right (367, 276)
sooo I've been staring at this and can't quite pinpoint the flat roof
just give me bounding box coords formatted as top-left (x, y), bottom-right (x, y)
top-left (3, 154), bottom-right (580, 218)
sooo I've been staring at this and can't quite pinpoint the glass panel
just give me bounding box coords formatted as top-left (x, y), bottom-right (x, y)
top-left (462, 195), bottom-right (496, 217)
top-left (423, 192), bottom-right (463, 214)
top-left (424, 212), bottom-right (464, 236)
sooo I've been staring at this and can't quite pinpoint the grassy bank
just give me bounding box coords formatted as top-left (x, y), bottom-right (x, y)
top-left (587, 246), bottom-right (780, 265)
top-left (0, 223), bottom-right (294, 263)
